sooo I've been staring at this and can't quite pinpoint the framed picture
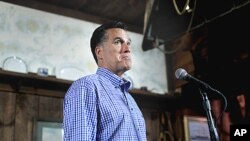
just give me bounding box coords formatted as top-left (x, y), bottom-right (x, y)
top-left (34, 120), bottom-right (63, 141)
top-left (183, 115), bottom-right (210, 141)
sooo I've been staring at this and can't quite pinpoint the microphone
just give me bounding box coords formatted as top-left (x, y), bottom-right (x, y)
top-left (175, 68), bottom-right (222, 95)
top-left (176, 68), bottom-right (225, 141)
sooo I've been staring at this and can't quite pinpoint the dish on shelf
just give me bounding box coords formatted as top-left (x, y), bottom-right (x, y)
top-left (55, 65), bottom-right (85, 81)
top-left (2, 56), bottom-right (28, 73)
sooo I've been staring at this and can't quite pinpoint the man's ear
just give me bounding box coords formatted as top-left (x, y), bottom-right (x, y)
top-left (95, 47), bottom-right (103, 60)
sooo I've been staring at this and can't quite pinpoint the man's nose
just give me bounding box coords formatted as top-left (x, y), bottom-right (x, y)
top-left (122, 42), bottom-right (131, 52)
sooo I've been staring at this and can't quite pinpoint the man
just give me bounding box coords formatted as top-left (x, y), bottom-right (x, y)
top-left (63, 21), bottom-right (147, 141)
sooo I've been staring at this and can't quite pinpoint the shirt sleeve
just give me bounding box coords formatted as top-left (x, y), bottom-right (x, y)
top-left (63, 80), bottom-right (97, 141)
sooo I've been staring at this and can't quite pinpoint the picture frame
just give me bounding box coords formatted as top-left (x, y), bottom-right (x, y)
top-left (34, 120), bottom-right (63, 141)
top-left (183, 115), bottom-right (210, 141)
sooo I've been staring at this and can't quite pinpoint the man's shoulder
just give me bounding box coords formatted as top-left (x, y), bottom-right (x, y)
top-left (65, 74), bottom-right (99, 99)
top-left (73, 73), bottom-right (99, 86)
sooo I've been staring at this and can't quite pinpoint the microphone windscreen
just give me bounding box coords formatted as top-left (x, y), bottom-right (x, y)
top-left (175, 68), bottom-right (187, 80)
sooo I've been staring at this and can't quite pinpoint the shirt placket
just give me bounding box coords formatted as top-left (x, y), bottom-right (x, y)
top-left (120, 83), bottom-right (141, 141)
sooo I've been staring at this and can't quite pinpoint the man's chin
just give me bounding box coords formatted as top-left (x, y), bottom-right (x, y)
top-left (125, 62), bottom-right (132, 69)
top-left (122, 65), bottom-right (132, 72)
top-left (125, 66), bottom-right (131, 71)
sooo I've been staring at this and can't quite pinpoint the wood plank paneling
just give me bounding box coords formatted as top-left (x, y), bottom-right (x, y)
top-left (38, 96), bottom-right (63, 121)
top-left (0, 92), bottom-right (16, 141)
top-left (143, 109), bottom-right (161, 141)
top-left (15, 94), bottom-right (39, 141)
top-left (14, 94), bottom-right (64, 141)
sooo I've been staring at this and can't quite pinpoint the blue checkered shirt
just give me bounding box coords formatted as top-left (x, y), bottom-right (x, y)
top-left (63, 67), bottom-right (147, 141)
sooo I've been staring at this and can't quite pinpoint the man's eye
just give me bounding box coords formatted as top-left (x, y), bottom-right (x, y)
top-left (114, 40), bottom-right (122, 44)
top-left (127, 42), bottom-right (131, 46)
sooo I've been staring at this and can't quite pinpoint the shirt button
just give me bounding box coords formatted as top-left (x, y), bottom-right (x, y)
top-left (130, 108), bottom-right (133, 111)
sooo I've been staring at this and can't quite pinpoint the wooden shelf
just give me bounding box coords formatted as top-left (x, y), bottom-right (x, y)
top-left (0, 69), bottom-right (181, 110)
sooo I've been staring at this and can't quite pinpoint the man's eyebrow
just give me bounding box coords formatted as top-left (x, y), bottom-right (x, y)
top-left (128, 38), bottom-right (132, 43)
top-left (113, 37), bottom-right (122, 40)
top-left (113, 37), bottom-right (132, 42)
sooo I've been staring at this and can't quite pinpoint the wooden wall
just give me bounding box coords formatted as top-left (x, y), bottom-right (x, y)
top-left (0, 91), bottom-right (63, 141)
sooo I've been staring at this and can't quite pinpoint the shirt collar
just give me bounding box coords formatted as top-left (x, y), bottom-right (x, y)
top-left (96, 67), bottom-right (131, 91)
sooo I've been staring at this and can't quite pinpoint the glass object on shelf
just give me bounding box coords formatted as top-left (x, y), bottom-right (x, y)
top-left (2, 56), bottom-right (28, 73)
top-left (37, 67), bottom-right (49, 77)
top-left (55, 65), bottom-right (85, 81)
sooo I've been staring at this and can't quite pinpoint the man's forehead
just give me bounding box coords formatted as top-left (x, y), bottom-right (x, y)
top-left (106, 28), bottom-right (126, 34)
top-left (106, 28), bottom-right (131, 40)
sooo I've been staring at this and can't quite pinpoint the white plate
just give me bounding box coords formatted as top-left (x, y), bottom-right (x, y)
top-left (2, 56), bottom-right (28, 73)
top-left (55, 66), bottom-right (85, 81)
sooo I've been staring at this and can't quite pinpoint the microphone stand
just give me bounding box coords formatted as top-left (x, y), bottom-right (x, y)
top-left (199, 88), bottom-right (219, 141)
